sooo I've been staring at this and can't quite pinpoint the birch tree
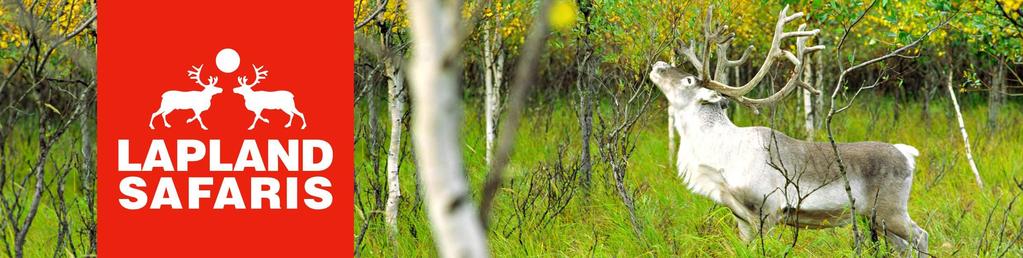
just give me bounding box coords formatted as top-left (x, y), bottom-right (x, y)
top-left (406, 0), bottom-right (489, 257)
top-left (802, 56), bottom-right (815, 140)
top-left (380, 19), bottom-right (407, 238)
top-left (483, 10), bottom-right (505, 166)
top-left (947, 71), bottom-right (984, 188)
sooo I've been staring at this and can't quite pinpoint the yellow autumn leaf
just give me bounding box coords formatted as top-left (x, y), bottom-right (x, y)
top-left (549, 0), bottom-right (577, 31)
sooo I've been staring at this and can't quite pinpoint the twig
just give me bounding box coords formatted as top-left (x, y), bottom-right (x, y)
top-left (354, 0), bottom-right (388, 31)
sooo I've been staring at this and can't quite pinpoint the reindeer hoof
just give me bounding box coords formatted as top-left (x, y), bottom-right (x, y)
top-left (149, 124), bottom-right (155, 130)
top-left (301, 124), bottom-right (307, 130)
top-left (201, 126), bottom-right (208, 130)
top-left (164, 123), bottom-right (171, 128)
top-left (247, 126), bottom-right (255, 130)
top-left (284, 123), bottom-right (291, 128)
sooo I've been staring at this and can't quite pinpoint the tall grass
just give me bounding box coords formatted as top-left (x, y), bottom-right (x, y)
top-left (354, 96), bottom-right (1023, 257)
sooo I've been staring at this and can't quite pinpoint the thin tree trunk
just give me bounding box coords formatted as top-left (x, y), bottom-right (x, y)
top-left (577, 1), bottom-right (594, 186)
top-left (406, 0), bottom-right (490, 257)
top-left (947, 71), bottom-right (984, 189)
top-left (577, 59), bottom-right (593, 186)
top-left (383, 58), bottom-right (405, 237)
top-left (802, 56), bottom-right (814, 140)
top-left (483, 20), bottom-right (500, 166)
top-left (923, 78), bottom-right (932, 123)
top-left (484, 20), bottom-right (497, 164)
top-left (814, 52), bottom-right (824, 130)
top-left (988, 62), bottom-right (1005, 131)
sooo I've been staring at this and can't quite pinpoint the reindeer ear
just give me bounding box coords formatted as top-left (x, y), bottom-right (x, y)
top-left (695, 88), bottom-right (724, 104)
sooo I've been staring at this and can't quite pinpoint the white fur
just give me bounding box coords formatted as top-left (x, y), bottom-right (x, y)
top-left (893, 143), bottom-right (919, 171)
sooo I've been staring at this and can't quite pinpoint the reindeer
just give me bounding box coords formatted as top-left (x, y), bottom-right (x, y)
top-left (149, 65), bottom-right (222, 130)
top-left (650, 6), bottom-right (928, 256)
top-left (234, 64), bottom-right (307, 130)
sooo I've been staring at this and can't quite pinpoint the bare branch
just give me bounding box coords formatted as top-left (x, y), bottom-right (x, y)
top-left (354, 0), bottom-right (389, 31)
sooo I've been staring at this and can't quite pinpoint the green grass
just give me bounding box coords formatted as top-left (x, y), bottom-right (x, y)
top-left (355, 96), bottom-right (1023, 257)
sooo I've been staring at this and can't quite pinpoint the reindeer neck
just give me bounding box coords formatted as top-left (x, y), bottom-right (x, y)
top-left (201, 89), bottom-right (218, 95)
top-left (674, 103), bottom-right (735, 137)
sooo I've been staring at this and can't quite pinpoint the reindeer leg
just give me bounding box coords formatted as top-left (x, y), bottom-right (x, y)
top-left (196, 116), bottom-right (208, 130)
top-left (248, 114), bottom-right (261, 130)
top-left (161, 111), bottom-right (172, 128)
top-left (251, 109), bottom-right (267, 124)
top-left (149, 110), bottom-right (161, 130)
top-left (720, 191), bottom-right (758, 242)
top-left (878, 210), bottom-right (929, 257)
top-left (911, 222), bottom-right (930, 257)
top-left (736, 217), bottom-right (755, 242)
top-left (192, 110), bottom-right (208, 130)
top-left (280, 110), bottom-right (292, 127)
top-left (284, 111), bottom-right (294, 128)
top-left (294, 110), bottom-right (307, 129)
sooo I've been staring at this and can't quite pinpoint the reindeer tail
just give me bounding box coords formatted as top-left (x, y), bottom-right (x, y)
top-left (893, 144), bottom-right (920, 171)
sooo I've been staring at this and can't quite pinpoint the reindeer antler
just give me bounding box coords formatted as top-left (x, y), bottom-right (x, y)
top-left (687, 5), bottom-right (824, 108)
top-left (237, 64), bottom-right (269, 87)
top-left (188, 65), bottom-right (218, 87)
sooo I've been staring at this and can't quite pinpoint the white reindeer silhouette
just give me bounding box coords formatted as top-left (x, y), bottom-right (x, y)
top-left (149, 65), bottom-right (222, 130)
top-left (234, 64), bottom-right (307, 130)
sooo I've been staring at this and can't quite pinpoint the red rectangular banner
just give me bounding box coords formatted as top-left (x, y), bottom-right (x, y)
top-left (97, 1), bottom-right (353, 256)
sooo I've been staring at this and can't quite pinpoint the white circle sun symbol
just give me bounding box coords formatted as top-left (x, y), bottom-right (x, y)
top-left (215, 48), bottom-right (240, 73)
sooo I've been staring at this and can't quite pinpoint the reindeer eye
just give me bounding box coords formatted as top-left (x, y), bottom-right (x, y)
top-left (683, 77), bottom-right (694, 86)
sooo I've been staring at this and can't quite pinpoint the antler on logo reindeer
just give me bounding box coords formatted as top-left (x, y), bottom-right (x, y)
top-left (235, 64), bottom-right (307, 130)
top-left (149, 65), bottom-right (223, 130)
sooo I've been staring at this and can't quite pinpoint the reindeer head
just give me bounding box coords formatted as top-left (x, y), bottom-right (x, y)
top-left (234, 64), bottom-right (268, 94)
top-left (649, 61), bottom-right (724, 110)
top-left (651, 5), bottom-right (823, 114)
top-left (188, 65), bottom-right (222, 94)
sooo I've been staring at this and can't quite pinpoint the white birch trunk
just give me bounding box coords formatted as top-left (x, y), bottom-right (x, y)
top-left (384, 60), bottom-right (405, 235)
top-left (814, 53), bottom-right (824, 129)
top-left (483, 20), bottom-right (503, 166)
top-left (483, 25), bottom-right (494, 165)
top-left (802, 57), bottom-right (814, 140)
top-left (407, 0), bottom-right (490, 257)
top-left (946, 71), bottom-right (984, 188)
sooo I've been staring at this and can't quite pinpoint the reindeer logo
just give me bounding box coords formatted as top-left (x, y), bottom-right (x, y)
top-left (148, 48), bottom-right (307, 130)
top-left (234, 64), bottom-right (307, 130)
top-left (149, 65), bottom-right (222, 130)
